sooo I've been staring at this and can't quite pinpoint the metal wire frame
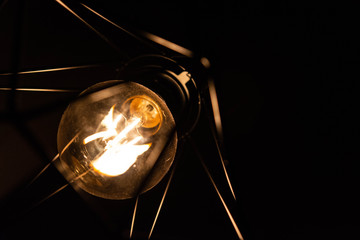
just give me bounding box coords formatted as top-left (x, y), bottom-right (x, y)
top-left (0, 1), bottom-right (243, 239)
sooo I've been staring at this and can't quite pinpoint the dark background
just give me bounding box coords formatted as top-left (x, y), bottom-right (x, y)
top-left (0, 0), bottom-right (359, 239)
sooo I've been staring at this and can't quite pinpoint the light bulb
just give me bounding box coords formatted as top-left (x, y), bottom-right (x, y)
top-left (56, 81), bottom-right (177, 200)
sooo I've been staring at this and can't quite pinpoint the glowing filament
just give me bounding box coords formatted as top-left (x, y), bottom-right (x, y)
top-left (83, 105), bottom-right (151, 176)
top-left (92, 136), bottom-right (150, 176)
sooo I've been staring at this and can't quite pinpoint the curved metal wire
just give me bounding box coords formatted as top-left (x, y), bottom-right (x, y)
top-left (0, 1), bottom-right (244, 239)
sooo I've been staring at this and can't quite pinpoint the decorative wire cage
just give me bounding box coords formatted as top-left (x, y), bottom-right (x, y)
top-left (0, 0), bottom-right (245, 239)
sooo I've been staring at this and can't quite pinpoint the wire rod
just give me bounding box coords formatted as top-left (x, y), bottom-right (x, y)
top-left (188, 136), bottom-right (244, 240)
top-left (148, 160), bottom-right (178, 239)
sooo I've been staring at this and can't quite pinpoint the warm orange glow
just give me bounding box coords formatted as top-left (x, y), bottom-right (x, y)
top-left (92, 137), bottom-right (151, 176)
top-left (129, 96), bottom-right (162, 129)
top-left (83, 104), bottom-right (151, 176)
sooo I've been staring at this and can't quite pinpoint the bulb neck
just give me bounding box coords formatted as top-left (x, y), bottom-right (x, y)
top-left (118, 55), bottom-right (201, 136)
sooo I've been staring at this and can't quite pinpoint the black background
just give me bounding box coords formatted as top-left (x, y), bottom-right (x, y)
top-left (0, 0), bottom-right (359, 239)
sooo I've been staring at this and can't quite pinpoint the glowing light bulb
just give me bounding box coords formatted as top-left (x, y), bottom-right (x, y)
top-left (56, 81), bottom-right (177, 200)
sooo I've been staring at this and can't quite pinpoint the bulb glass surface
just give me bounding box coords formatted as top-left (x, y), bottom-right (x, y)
top-left (57, 81), bottom-right (177, 200)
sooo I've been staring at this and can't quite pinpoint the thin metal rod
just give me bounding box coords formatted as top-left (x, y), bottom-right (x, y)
top-left (188, 137), bottom-right (244, 240)
top-left (80, 3), bottom-right (193, 57)
top-left (213, 137), bottom-right (237, 200)
top-left (26, 154), bottom-right (59, 188)
top-left (59, 132), bottom-right (80, 157)
top-left (0, 87), bottom-right (78, 92)
top-left (29, 165), bottom-right (91, 212)
top-left (26, 133), bottom-right (79, 188)
top-left (55, 0), bottom-right (121, 52)
top-left (148, 161), bottom-right (178, 239)
top-left (208, 78), bottom-right (224, 143)
top-left (80, 3), bottom-right (149, 47)
top-left (0, 64), bottom-right (102, 76)
top-left (130, 196), bottom-right (139, 239)
top-left (140, 32), bottom-right (194, 58)
top-left (31, 183), bottom-right (69, 210)
top-left (206, 78), bottom-right (237, 201)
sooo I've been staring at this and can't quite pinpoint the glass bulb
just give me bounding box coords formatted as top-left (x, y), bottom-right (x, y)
top-left (56, 81), bottom-right (177, 200)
